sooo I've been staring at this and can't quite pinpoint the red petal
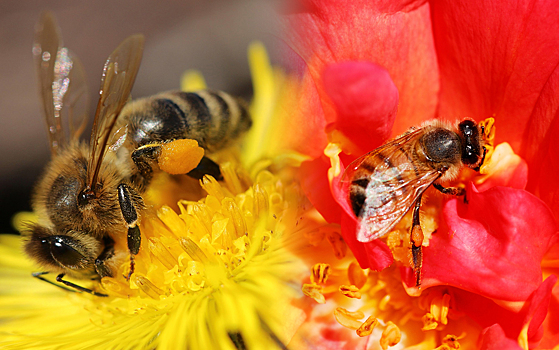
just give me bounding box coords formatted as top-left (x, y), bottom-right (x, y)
top-left (431, 0), bottom-right (559, 149)
top-left (284, 0), bottom-right (439, 136)
top-left (478, 324), bottom-right (523, 350)
top-left (526, 116), bottom-right (559, 223)
top-left (431, 0), bottom-right (559, 210)
top-left (322, 62), bottom-right (398, 154)
top-left (299, 157), bottom-right (342, 223)
top-left (415, 183), bottom-right (559, 301)
top-left (539, 243), bottom-right (559, 348)
top-left (475, 143), bottom-right (528, 191)
top-left (451, 276), bottom-right (557, 346)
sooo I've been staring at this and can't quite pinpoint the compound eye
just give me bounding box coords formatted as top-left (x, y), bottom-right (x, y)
top-left (49, 236), bottom-right (88, 269)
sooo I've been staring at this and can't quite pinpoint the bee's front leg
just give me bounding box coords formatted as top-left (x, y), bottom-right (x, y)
top-left (410, 194), bottom-right (423, 287)
top-left (117, 183), bottom-right (143, 280)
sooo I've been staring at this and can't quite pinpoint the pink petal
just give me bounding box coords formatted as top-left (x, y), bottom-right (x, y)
top-left (322, 61), bottom-right (398, 154)
top-left (478, 324), bottom-right (523, 350)
top-left (414, 183), bottom-right (558, 301)
top-left (284, 0), bottom-right (439, 136)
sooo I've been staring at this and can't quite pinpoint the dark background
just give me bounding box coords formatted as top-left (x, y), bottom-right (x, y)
top-left (0, 0), bottom-right (281, 234)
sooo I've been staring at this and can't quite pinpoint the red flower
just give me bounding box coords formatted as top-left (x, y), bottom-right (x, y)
top-left (284, 0), bottom-right (559, 347)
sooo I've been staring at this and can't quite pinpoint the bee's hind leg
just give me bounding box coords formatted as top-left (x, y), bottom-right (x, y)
top-left (131, 143), bottom-right (223, 181)
top-left (410, 195), bottom-right (424, 287)
top-left (186, 156), bottom-right (223, 181)
top-left (117, 183), bottom-right (143, 280)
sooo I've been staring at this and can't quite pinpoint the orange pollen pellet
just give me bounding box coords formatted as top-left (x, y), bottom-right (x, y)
top-left (356, 316), bottom-right (378, 337)
top-left (333, 307), bottom-right (364, 330)
top-left (339, 284), bottom-right (361, 299)
top-left (380, 322), bottom-right (401, 350)
top-left (158, 139), bottom-right (205, 175)
top-left (311, 263), bottom-right (331, 284)
top-left (326, 231), bottom-right (347, 259)
top-left (411, 224), bottom-right (424, 247)
top-left (302, 283), bottom-right (325, 304)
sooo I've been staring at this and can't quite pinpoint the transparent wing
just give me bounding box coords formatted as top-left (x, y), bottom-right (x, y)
top-left (33, 12), bottom-right (89, 155)
top-left (343, 128), bottom-right (442, 242)
top-left (87, 34), bottom-right (144, 189)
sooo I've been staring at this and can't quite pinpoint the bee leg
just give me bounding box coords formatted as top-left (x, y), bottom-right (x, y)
top-left (186, 156), bottom-right (223, 181)
top-left (117, 183), bottom-right (143, 280)
top-left (94, 236), bottom-right (116, 278)
top-left (433, 183), bottom-right (468, 203)
top-left (132, 144), bottom-right (223, 180)
top-left (131, 144), bottom-right (160, 183)
top-left (410, 195), bottom-right (424, 287)
top-left (32, 271), bottom-right (108, 297)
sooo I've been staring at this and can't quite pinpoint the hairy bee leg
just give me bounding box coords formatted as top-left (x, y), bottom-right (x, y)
top-left (410, 195), bottom-right (424, 287)
top-left (94, 236), bottom-right (116, 278)
top-left (433, 182), bottom-right (469, 203)
top-left (131, 144), bottom-right (161, 182)
top-left (186, 156), bottom-right (223, 180)
top-left (117, 183), bottom-right (142, 280)
top-left (32, 272), bottom-right (108, 297)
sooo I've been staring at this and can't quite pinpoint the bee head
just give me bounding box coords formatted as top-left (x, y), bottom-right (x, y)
top-left (23, 223), bottom-right (103, 275)
top-left (458, 119), bottom-right (485, 171)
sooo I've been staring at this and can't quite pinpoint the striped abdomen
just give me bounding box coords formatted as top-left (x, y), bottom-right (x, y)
top-left (120, 90), bottom-right (251, 152)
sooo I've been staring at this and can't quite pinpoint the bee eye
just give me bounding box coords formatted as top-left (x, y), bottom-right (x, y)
top-left (49, 236), bottom-right (87, 268)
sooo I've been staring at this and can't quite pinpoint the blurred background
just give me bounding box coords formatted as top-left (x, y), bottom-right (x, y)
top-left (0, 0), bottom-right (282, 234)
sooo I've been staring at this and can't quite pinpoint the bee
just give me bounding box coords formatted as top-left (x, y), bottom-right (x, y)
top-left (343, 118), bottom-right (495, 287)
top-left (24, 12), bottom-right (251, 296)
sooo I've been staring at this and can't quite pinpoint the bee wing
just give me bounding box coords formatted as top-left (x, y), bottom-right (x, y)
top-left (86, 35), bottom-right (144, 189)
top-left (33, 12), bottom-right (90, 155)
top-left (343, 128), bottom-right (441, 242)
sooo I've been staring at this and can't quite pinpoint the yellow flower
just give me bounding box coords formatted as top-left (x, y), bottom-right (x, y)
top-left (0, 43), bottom-right (307, 350)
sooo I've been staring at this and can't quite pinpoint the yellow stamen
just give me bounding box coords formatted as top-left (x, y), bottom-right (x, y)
top-left (422, 312), bottom-right (439, 330)
top-left (339, 284), bottom-right (361, 299)
top-left (441, 334), bottom-right (462, 349)
top-left (134, 275), bottom-right (165, 300)
top-left (430, 293), bottom-right (451, 325)
top-left (302, 283), bottom-right (325, 304)
top-left (334, 307), bottom-right (364, 330)
top-left (380, 321), bottom-right (402, 350)
top-left (310, 263), bottom-right (331, 284)
top-left (356, 316), bottom-right (378, 337)
top-left (347, 262), bottom-right (368, 289)
top-left (326, 231), bottom-right (346, 259)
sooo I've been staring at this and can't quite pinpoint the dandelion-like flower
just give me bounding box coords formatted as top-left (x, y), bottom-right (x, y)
top-left (0, 43), bottom-right (307, 350)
